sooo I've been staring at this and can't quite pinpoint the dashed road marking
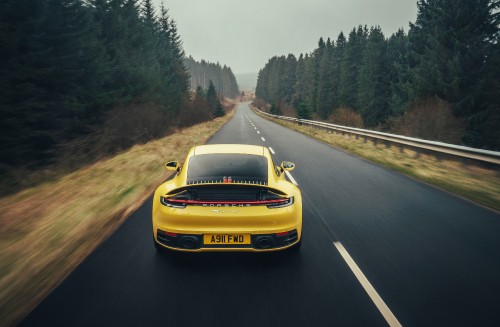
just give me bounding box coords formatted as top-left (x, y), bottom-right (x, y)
top-left (333, 241), bottom-right (402, 327)
top-left (243, 101), bottom-right (400, 327)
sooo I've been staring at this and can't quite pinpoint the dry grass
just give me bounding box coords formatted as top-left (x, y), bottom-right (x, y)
top-left (255, 110), bottom-right (499, 211)
top-left (0, 108), bottom-right (235, 327)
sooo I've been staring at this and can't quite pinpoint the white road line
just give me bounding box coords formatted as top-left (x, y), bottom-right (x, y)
top-left (268, 147), bottom-right (275, 154)
top-left (254, 127), bottom-right (257, 130)
top-left (257, 131), bottom-right (260, 134)
top-left (333, 241), bottom-right (403, 327)
top-left (261, 137), bottom-right (266, 142)
top-left (284, 171), bottom-right (298, 186)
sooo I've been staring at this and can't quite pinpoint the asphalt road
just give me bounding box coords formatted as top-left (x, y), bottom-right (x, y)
top-left (21, 102), bottom-right (500, 327)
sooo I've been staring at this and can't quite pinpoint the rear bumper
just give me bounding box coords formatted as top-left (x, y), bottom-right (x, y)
top-left (155, 229), bottom-right (300, 252)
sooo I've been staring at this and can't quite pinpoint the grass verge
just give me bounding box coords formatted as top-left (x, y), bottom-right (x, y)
top-left (255, 109), bottom-right (499, 212)
top-left (0, 107), bottom-right (235, 327)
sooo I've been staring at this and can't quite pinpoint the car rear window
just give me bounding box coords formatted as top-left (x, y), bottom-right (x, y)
top-left (187, 154), bottom-right (268, 184)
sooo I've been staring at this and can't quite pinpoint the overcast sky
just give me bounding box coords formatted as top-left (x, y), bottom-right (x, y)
top-left (153, 0), bottom-right (418, 74)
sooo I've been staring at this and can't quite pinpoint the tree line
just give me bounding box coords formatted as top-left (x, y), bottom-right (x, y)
top-left (255, 0), bottom-right (499, 150)
top-left (0, 0), bottom-right (233, 184)
top-left (185, 56), bottom-right (240, 98)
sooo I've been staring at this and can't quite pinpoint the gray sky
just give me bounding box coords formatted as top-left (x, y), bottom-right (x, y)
top-left (153, 0), bottom-right (418, 74)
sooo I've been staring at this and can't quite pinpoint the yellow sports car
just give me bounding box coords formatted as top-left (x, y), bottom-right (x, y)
top-left (152, 144), bottom-right (302, 252)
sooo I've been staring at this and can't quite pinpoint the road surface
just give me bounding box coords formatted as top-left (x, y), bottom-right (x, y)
top-left (21, 102), bottom-right (500, 327)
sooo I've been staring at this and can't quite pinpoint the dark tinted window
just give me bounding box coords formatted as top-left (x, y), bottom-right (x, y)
top-left (187, 154), bottom-right (268, 184)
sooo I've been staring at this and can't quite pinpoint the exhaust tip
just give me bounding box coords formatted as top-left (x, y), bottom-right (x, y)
top-left (180, 236), bottom-right (200, 249)
top-left (254, 236), bottom-right (275, 249)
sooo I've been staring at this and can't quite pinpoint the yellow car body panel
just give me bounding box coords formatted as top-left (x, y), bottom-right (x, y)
top-left (152, 144), bottom-right (302, 252)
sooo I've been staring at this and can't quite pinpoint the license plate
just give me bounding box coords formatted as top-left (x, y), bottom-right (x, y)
top-left (204, 234), bottom-right (251, 245)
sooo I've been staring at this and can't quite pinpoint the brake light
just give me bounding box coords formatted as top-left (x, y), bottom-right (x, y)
top-left (266, 197), bottom-right (294, 208)
top-left (160, 196), bottom-right (187, 208)
top-left (275, 231), bottom-right (290, 237)
top-left (161, 197), bottom-right (294, 208)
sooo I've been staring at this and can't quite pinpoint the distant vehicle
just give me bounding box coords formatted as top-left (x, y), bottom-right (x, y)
top-left (152, 144), bottom-right (302, 252)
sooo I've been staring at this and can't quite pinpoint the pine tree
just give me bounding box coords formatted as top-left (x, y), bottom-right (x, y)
top-left (292, 54), bottom-right (306, 109)
top-left (387, 28), bottom-right (410, 117)
top-left (357, 26), bottom-right (390, 127)
top-left (206, 80), bottom-right (218, 108)
top-left (331, 32), bottom-right (346, 110)
top-left (338, 26), bottom-right (367, 110)
top-left (283, 54), bottom-right (297, 104)
top-left (206, 79), bottom-right (225, 117)
top-left (157, 4), bottom-right (189, 113)
top-left (409, 0), bottom-right (499, 147)
top-left (213, 102), bottom-right (225, 117)
top-left (296, 103), bottom-right (312, 119)
top-left (255, 65), bottom-right (270, 102)
top-left (316, 38), bottom-right (335, 119)
top-left (302, 54), bottom-right (317, 114)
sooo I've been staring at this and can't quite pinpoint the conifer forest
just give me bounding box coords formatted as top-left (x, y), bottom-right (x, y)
top-left (256, 0), bottom-right (500, 150)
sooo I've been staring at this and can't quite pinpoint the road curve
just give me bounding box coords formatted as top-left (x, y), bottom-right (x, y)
top-left (21, 102), bottom-right (500, 327)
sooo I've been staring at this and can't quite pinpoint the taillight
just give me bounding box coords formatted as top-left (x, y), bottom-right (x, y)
top-left (160, 197), bottom-right (294, 208)
top-left (160, 196), bottom-right (187, 209)
top-left (266, 197), bottom-right (294, 208)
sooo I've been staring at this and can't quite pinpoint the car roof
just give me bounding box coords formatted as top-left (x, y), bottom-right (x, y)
top-left (193, 144), bottom-right (266, 156)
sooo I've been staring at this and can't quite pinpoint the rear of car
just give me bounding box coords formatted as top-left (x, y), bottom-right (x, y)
top-left (152, 145), bottom-right (302, 252)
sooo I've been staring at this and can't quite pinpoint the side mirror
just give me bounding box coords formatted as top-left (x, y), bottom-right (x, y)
top-left (281, 161), bottom-right (295, 172)
top-left (165, 161), bottom-right (180, 171)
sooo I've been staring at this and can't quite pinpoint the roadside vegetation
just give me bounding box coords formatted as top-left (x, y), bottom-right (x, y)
top-left (0, 105), bottom-right (235, 327)
top-left (0, 0), bottom-right (238, 197)
top-left (185, 56), bottom-right (240, 98)
top-left (254, 0), bottom-right (499, 151)
top-left (255, 108), bottom-right (499, 212)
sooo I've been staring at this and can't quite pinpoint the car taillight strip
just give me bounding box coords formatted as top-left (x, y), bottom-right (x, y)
top-left (165, 198), bottom-right (290, 205)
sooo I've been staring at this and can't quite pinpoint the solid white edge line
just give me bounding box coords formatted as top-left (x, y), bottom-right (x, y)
top-left (268, 147), bottom-right (275, 155)
top-left (333, 241), bottom-right (402, 327)
top-left (284, 171), bottom-right (298, 186)
top-left (261, 137), bottom-right (266, 142)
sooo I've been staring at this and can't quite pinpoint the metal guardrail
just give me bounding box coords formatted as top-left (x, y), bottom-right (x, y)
top-left (254, 108), bottom-right (500, 166)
